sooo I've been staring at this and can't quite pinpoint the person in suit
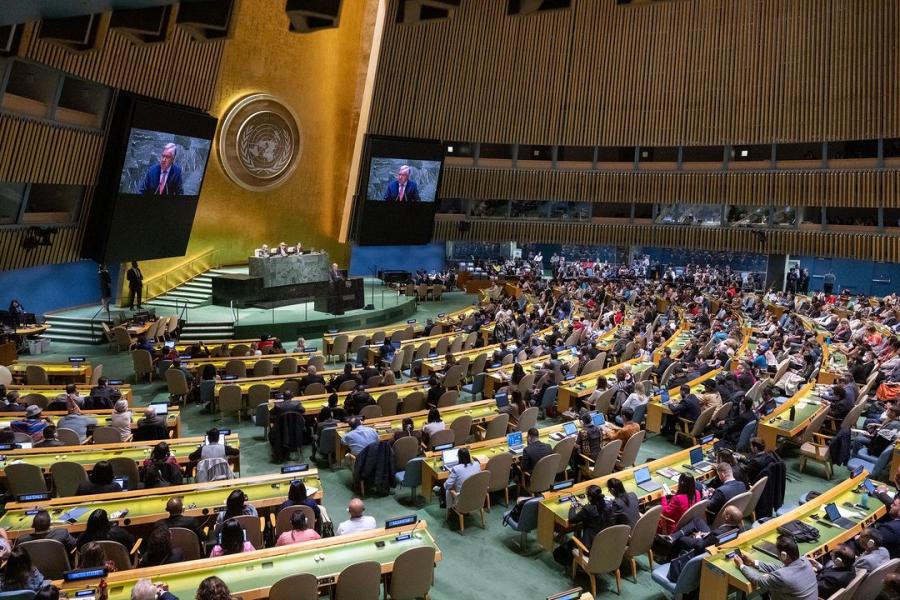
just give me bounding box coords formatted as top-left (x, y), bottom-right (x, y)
top-left (714, 396), bottom-right (755, 449)
top-left (269, 390), bottom-right (305, 423)
top-left (874, 496), bottom-right (900, 558)
top-left (139, 143), bottom-right (184, 195)
top-left (741, 437), bottom-right (779, 483)
top-left (733, 534), bottom-right (819, 600)
top-left (810, 544), bottom-right (857, 600)
top-left (297, 366), bottom-right (326, 392)
top-left (127, 261), bottom-right (144, 310)
top-left (653, 347), bottom-right (674, 382)
top-left (156, 497), bottom-right (205, 541)
top-left (667, 384), bottom-right (701, 433)
top-left (15, 510), bottom-right (77, 552)
top-left (97, 264), bottom-right (112, 313)
top-left (328, 263), bottom-right (345, 315)
top-left (705, 462), bottom-right (748, 521)
top-left (521, 427), bottom-right (552, 474)
top-left (669, 505), bottom-right (744, 558)
top-left (607, 477), bottom-right (640, 527)
top-left (382, 165), bottom-right (420, 202)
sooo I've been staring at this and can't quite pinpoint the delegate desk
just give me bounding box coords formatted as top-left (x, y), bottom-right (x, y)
top-left (556, 359), bottom-right (653, 414)
top-left (0, 408), bottom-right (181, 438)
top-left (57, 522), bottom-right (440, 600)
top-left (180, 352), bottom-right (314, 376)
top-left (1, 470), bottom-right (318, 539)
top-left (363, 330), bottom-right (469, 365)
top-left (756, 382), bottom-right (826, 451)
top-left (212, 366), bottom-right (370, 401)
top-left (323, 322), bottom-right (424, 356)
top-left (645, 368), bottom-right (721, 434)
top-left (484, 349), bottom-right (579, 399)
top-left (8, 384), bottom-right (134, 402)
top-left (9, 361), bottom-right (93, 384)
top-left (260, 381), bottom-right (429, 420)
top-left (159, 339), bottom-right (270, 355)
top-left (536, 441), bottom-right (717, 550)
top-left (699, 472), bottom-right (885, 599)
top-left (818, 344), bottom-right (849, 385)
top-left (336, 399), bottom-right (501, 460)
top-left (0, 434), bottom-right (235, 479)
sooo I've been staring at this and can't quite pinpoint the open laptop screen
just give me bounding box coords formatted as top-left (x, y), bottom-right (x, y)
top-left (507, 431), bottom-right (523, 448)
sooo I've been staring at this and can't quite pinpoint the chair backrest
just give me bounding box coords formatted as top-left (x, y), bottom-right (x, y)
top-left (454, 470), bottom-right (492, 514)
top-left (501, 353), bottom-right (514, 365)
top-left (218, 384), bottom-right (243, 414)
top-left (318, 427), bottom-right (338, 460)
top-left (169, 527), bottom-right (203, 561)
top-left (19, 539), bottom-right (70, 580)
top-left (592, 388), bottom-right (615, 414)
top-left (196, 457), bottom-right (233, 482)
top-left (414, 342), bottom-right (432, 361)
top-left (90, 364), bottom-right (103, 386)
top-left (512, 496), bottom-right (543, 532)
top-left (393, 436), bottom-right (420, 473)
top-left (428, 429), bottom-right (455, 449)
top-left (365, 375), bottom-right (383, 388)
top-left (390, 546), bottom-right (437, 600)
top-left (51, 461), bottom-right (88, 497)
top-left (20, 393), bottom-right (48, 408)
top-left (402, 391), bottom-right (426, 413)
top-left (96, 540), bottom-right (133, 571)
top-left (377, 391), bottom-right (399, 416)
top-left (335, 560), bottom-right (382, 600)
top-left (799, 408), bottom-right (830, 444)
top-left (449, 415), bottom-right (473, 444)
top-left (450, 336), bottom-right (464, 354)
top-left (233, 514), bottom-right (263, 549)
top-left (253, 359), bottom-right (274, 377)
top-left (581, 357), bottom-right (604, 375)
top-left (304, 382), bottom-right (327, 396)
top-left (224, 359), bottom-right (247, 378)
top-left (517, 407), bottom-right (538, 432)
top-left (586, 524), bottom-right (632, 574)
top-left (852, 559), bottom-right (900, 600)
top-left (108, 457), bottom-right (140, 490)
top-left (540, 385), bottom-right (559, 410)
top-left (165, 368), bottom-right (189, 395)
top-left (114, 328), bottom-right (133, 349)
top-left (672, 552), bottom-right (709, 595)
top-left (591, 439), bottom-right (622, 478)
top-left (618, 429), bottom-right (645, 468)
top-left (631, 402), bottom-right (648, 426)
top-left (275, 504), bottom-right (317, 536)
top-left (659, 360), bottom-right (678, 387)
top-left (331, 335), bottom-right (350, 357)
top-left (839, 401), bottom-right (867, 431)
top-left (307, 355), bottom-right (326, 371)
top-left (674, 498), bottom-right (709, 532)
top-left (56, 427), bottom-right (81, 446)
top-left (483, 413), bottom-right (510, 440)
top-left (551, 437), bottom-right (577, 474)
top-left (278, 380), bottom-right (300, 396)
top-left (711, 401), bottom-right (733, 424)
top-left (470, 353), bottom-right (487, 375)
top-left (527, 453), bottom-right (561, 493)
top-left (278, 357), bottom-right (299, 375)
top-left (6, 463), bottom-right (48, 496)
top-left (338, 380), bottom-right (358, 392)
top-left (349, 335), bottom-right (367, 353)
top-left (434, 337), bottom-right (449, 356)
top-left (270, 573), bottom-right (320, 600)
top-left (12, 432), bottom-right (33, 444)
top-left (25, 365), bottom-right (48, 385)
top-left (444, 365), bottom-right (465, 389)
top-left (871, 443), bottom-right (895, 480)
top-left (248, 384), bottom-right (271, 407)
top-left (92, 426), bottom-right (123, 444)
top-left (399, 456), bottom-right (424, 488)
top-left (0, 365), bottom-right (11, 386)
top-left (736, 419), bottom-right (758, 453)
top-left (390, 352), bottom-right (404, 374)
top-left (517, 373), bottom-right (536, 395)
top-left (359, 404), bottom-right (382, 420)
top-left (485, 452), bottom-right (514, 493)
top-left (827, 568), bottom-right (867, 600)
top-left (743, 475), bottom-right (769, 519)
top-left (691, 406), bottom-right (716, 436)
top-left (712, 490), bottom-right (753, 528)
top-left (437, 390), bottom-right (459, 408)
top-left (626, 504), bottom-right (662, 558)
top-left (0, 590), bottom-right (37, 600)
top-left (371, 331), bottom-right (386, 345)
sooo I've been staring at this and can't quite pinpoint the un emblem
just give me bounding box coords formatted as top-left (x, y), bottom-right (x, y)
top-left (219, 94), bottom-right (301, 191)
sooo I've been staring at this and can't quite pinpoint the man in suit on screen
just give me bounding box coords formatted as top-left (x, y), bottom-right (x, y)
top-left (139, 143), bottom-right (185, 195)
top-left (381, 165), bottom-right (420, 202)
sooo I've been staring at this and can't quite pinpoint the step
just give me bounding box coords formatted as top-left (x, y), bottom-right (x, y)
top-left (180, 283), bottom-right (211, 294)
top-left (45, 332), bottom-right (103, 344)
top-left (165, 290), bottom-right (210, 301)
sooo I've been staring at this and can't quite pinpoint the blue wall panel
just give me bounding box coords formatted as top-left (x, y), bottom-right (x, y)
top-left (349, 243), bottom-right (446, 277)
top-left (0, 260), bottom-right (114, 316)
top-left (796, 256), bottom-right (899, 296)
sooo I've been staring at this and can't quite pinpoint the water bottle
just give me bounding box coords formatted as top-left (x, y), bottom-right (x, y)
top-left (860, 492), bottom-right (869, 509)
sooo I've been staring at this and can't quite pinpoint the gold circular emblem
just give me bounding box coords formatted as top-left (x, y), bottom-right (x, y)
top-left (218, 94), bottom-right (301, 191)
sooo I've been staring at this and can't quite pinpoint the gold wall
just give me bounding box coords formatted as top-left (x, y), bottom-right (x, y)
top-left (143, 0), bottom-right (379, 279)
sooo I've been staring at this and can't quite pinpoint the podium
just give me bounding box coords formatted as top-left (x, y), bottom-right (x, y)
top-left (314, 278), bottom-right (365, 315)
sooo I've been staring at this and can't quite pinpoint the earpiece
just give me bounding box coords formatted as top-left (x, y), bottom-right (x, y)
top-left (867, 538), bottom-right (876, 550)
top-left (833, 556), bottom-right (843, 567)
top-left (779, 551), bottom-right (788, 562)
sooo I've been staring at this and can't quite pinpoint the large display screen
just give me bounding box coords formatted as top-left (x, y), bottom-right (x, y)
top-left (355, 137), bottom-right (444, 245)
top-left (83, 94), bottom-right (217, 263)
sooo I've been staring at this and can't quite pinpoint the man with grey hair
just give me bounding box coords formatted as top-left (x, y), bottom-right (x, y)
top-left (382, 164), bottom-right (420, 201)
top-left (131, 578), bottom-right (179, 600)
top-left (140, 142), bottom-right (184, 195)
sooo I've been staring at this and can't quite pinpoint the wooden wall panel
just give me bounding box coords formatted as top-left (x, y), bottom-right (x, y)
top-left (370, 0), bottom-right (900, 146)
top-left (0, 115), bottom-right (104, 185)
top-left (0, 226), bottom-right (82, 272)
top-left (433, 218), bottom-right (900, 262)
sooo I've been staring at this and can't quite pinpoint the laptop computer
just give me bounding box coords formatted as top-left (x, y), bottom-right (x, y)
top-left (591, 412), bottom-right (606, 427)
top-left (824, 503), bottom-right (856, 529)
top-left (149, 403), bottom-right (168, 416)
top-left (660, 389), bottom-right (670, 404)
top-left (634, 466), bottom-right (662, 493)
top-left (441, 448), bottom-right (460, 470)
top-left (507, 431), bottom-right (525, 455)
top-left (551, 421), bottom-right (578, 441)
top-left (683, 447), bottom-right (714, 472)
top-left (495, 392), bottom-right (509, 409)
top-left (752, 540), bottom-right (781, 560)
top-left (114, 477), bottom-right (128, 490)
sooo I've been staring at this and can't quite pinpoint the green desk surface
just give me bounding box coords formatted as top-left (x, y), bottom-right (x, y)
top-left (2, 470), bottom-right (317, 537)
top-left (486, 349), bottom-right (578, 375)
top-left (560, 360), bottom-right (654, 398)
top-left (59, 523), bottom-right (440, 600)
top-left (647, 368), bottom-right (722, 411)
top-left (0, 434), bottom-right (232, 475)
top-left (339, 400), bottom-right (499, 438)
top-left (182, 352), bottom-right (313, 370)
top-left (761, 384), bottom-right (826, 429)
top-left (7, 385), bottom-right (134, 401)
top-left (704, 473), bottom-right (884, 587)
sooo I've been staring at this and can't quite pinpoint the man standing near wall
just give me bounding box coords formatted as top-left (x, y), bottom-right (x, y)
top-left (127, 261), bottom-right (144, 310)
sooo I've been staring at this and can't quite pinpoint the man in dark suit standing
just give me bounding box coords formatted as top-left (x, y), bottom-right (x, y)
top-left (127, 261), bottom-right (144, 310)
top-left (329, 262), bottom-right (345, 315)
top-left (139, 143), bottom-right (184, 195)
top-left (382, 165), bottom-right (420, 202)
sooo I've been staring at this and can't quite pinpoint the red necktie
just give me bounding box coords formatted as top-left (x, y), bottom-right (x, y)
top-left (158, 172), bottom-right (167, 194)
top-left (399, 185), bottom-right (405, 201)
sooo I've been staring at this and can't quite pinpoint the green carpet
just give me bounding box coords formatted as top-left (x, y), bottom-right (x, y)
top-left (28, 296), bottom-right (843, 600)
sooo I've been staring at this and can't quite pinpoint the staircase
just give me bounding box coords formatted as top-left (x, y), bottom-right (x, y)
top-left (43, 313), bottom-right (108, 344)
top-left (146, 272), bottom-right (215, 310)
top-left (179, 320), bottom-right (235, 341)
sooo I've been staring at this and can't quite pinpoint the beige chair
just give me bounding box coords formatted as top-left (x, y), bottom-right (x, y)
top-left (25, 365), bottom-right (49, 385)
top-left (169, 527), bottom-right (203, 561)
top-left (437, 390), bottom-right (458, 408)
top-left (449, 415), bottom-right (473, 445)
top-left (469, 353), bottom-right (488, 376)
top-left (427, 429), bottom-right (455, 450)
top-left (516, 406), bottom-right (539, 432)
top-left (413, 342), bottom-right (432, 364)
top-left (416, 283), bottom-right (429, 302)
top-left (478, 413), bottom-right (509, 441)
top-left (51, 461), bottom-right (88, 497)
top-left (798, 409), bottom-right (834, 479)
top-left (13, 432), bottom-right (33, 444)
top-left (275, 504), bottom-right (317, 536)
top-left (96, 540), bottom-right (137, 570)
top-left (392, 436), bottom-right (420, 474)
top-left (674, 405), bottom-right (716, 446)
top-left (113, 327), bottom-right (136, 352)
top-left (55, 428), bottom-right (81, 446)
top-left (253, 359), bottom-right (274, 377)
top-left (132, 350), bottom-right (153, 382)
top-left (331, 335), bottom-right (350, 363)
top-left (377, 391), bottom-right (399, 416)
top-left (624, 504), bottom-right (662, 582)
top-left (6, 463), bottom-right (48, 497)
top-left (20, 539), bottom-right (71, 579)
top-left (617, 429), bottom-right (645, 469)
top-left (304, 382), bottom-right (327, 396)
top-left (279, 380), bottom-right (301, 396)
top-left (359, 404), bottom-right (383, 420)
top-left (501, 353), bottom-right (514, 366)
top-left (711, 401), bottom-right (733, 425)
top-left (552, 436), bottom-right (577, 479)
top-left (278, 357), bottom-right (299, 375)
top-left (402, 391), bottom-right (426, 413)
top-left (712, 490), bottom-right (753, 528)
top-left (517, 373), bottom-right (536, 397)
top-left (230, 344), bottom-right (251, 356)
top-left (581, 439), bottom-right (622, 480)
top-left (669, 499), bottom-right (710, 533)
top-left (21, 393), bottom-right (48, 408)
top-left (349, 334), bottom-right (367, 357)
top-left (224, 359), bottom-right (247, 379)
top-left (307, 355), bottom-right (326, 371)
top-left (365, 375), bottom-right (383, 388)
top-left (335, 560), bottom-right (382, 600)
top-left (218, 384), bottom-right (245, 420)
top-left (231, 514), bottom-right (265, 549)
top-left (92, 426), bottom-right (123, 444)
top-left (431, 284), bottom-right (444, 301)
top-left (90, 364), bottom-right (104, 386)
top-left (522, 453), bottom-right (560, 494)
top-left (449, 470), bottom-right (491, 533)
top-left (370, 331), bottom-right (386, 345)
top-left (853, 559), bottom-right (900, 600)
top-left (338, 380), bottom-right (358, 392)
top-left (165, 368), bottom-right (190, 406)
top-left (248, 384), bottom-right (271, 410)
top-left (434, 337), bottom-right (449, 356)
top-left (109, 457), bottom-right (140, 490)
top-left (0, 365), bottom-right (10, 385)
top-left (101, 322), bottom-right (116, 350)
top-left (484, 451), bottom-right (515, 508)
top-left (387, 546), bottom-right (437, 599)
top-left (588, 388), bottom-right (615, 414)
top-left (443, 365), bottom-right (465, 390)
top-left (744, 475), bottom-right (769, 521)
top-left (270, 573), bottom-right (319, 600)
top-left (571, 524), bottom-right (631, 596)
